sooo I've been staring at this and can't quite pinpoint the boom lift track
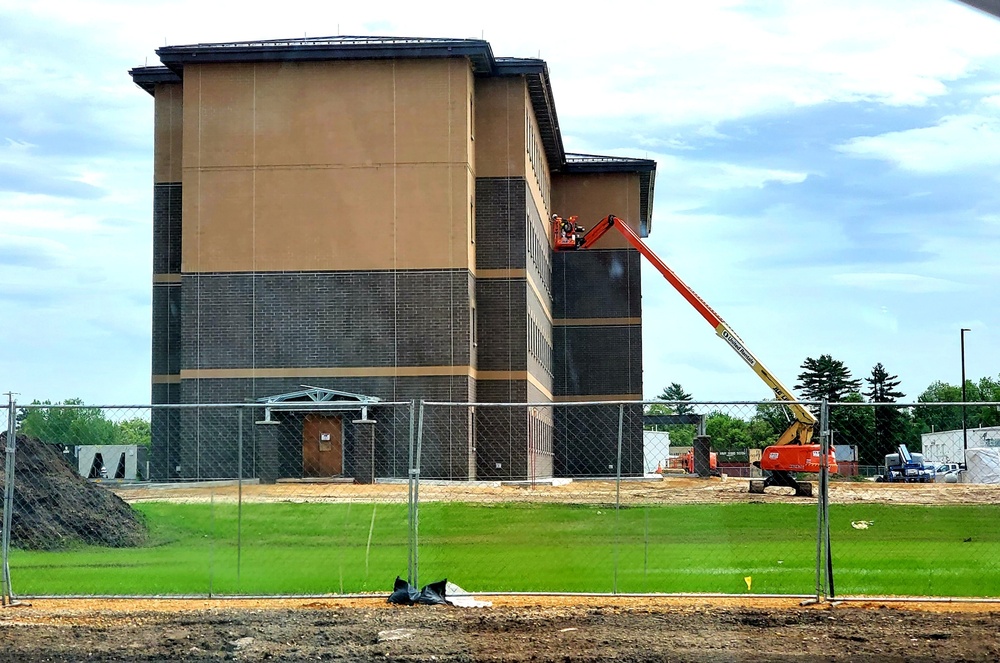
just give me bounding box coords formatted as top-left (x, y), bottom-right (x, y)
top-left (553, 214), bottom-right (836, 496)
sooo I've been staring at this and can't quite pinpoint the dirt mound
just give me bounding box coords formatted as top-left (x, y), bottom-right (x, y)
top-left (0, 433), bottom-right (147, 550)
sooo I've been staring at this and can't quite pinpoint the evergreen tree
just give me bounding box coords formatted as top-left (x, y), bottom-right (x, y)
top-left (795, 355), bottom-right (864, 458)
top-left (863, 363), bottom-right (908, 464)
top-left (645, 383), bottom-right (696, 446)
top-left (864, 363), bottom-right (904, 403)
top-left (795, 355), bottom-right (862, 402)
top-left (656, 382), bottom-right (694, 415)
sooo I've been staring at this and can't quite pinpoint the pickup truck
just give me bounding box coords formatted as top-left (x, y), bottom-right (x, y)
top-left (934, 462), bottom-right (963, 480)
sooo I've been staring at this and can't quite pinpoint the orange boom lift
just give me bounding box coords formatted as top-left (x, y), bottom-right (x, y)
top-left (553, 213), bottom-right (836, 497)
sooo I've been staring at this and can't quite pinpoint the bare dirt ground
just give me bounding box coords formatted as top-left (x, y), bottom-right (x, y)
top-left (113, 474), bottom-right (1000, 507)
top-left (2, 595), bottom-right (1000, 662)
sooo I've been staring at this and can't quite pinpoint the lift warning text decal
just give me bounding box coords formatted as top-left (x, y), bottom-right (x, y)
top-left (720, 328), bottom-right (757, 367)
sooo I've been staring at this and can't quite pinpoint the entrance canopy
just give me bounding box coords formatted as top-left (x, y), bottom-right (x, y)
top-left (255, 385), bottom-right (381, 423)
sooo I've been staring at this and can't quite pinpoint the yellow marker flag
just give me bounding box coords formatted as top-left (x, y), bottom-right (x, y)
top-left (744, 576), bottom-right (752, 591)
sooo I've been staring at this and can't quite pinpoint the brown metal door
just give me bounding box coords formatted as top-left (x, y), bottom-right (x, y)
top-left (302, 414), bottom-right (343, 477)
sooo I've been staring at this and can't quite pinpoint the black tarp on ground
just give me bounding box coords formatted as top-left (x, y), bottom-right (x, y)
top-left (387, 577), bottom-right (450, 605)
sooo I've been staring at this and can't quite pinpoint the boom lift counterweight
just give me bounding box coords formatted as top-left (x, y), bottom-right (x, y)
top-left (553, 214), bottom-right (836, 496)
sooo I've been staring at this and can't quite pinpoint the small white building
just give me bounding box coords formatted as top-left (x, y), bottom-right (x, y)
top-left (76, 445), bottom-right (148, 481)
top-left (643, 430), bottom-right (671, 474)
top-left (921, 426), bottom-right (1000, 464)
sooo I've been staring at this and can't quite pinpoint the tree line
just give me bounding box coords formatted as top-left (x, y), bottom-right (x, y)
top-left (648, 354), bottom-right (1000, 465)
top-left (15, 399), bottom-right (151, 448)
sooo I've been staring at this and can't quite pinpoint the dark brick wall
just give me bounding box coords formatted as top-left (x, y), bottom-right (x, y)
top-left (551, 245), bottom-right (644, 478)
top-left (474, 279), bottom-right (527, 372)
top-left (153, 183), bottom-right (182, 274)
top-left (150, 382), bottom-right (179, 480)
top-left (151, 283), bottom-right (180, 375)
top-left (147, 169), bottom-right (648, 482)
top-left (554, 325), bottom-right (643, 397)
top-left (475, 178), bottom-right (526, 270)
top-left (554, 403), bottom-right (644, 477)
top-left (471, 382), bottom-right (530, 480)
top-left (180, 270), bottom-right (472, 370)
top-left (162, 376), bottom-right (472, 482)
top-left (552, 249), bottom-right (641, 319)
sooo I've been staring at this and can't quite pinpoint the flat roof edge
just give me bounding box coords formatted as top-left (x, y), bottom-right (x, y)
top-left (156, 38), bottom-right (497, 74)
top-left (128, 66), bottom-right (182, 95)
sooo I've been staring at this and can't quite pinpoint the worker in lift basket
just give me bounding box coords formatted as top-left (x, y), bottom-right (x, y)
top-left (554, 214), bottom-right (583, 239)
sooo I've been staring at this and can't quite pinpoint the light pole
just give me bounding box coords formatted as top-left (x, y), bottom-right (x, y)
top-left (961, 328), bottom-right (971, 451)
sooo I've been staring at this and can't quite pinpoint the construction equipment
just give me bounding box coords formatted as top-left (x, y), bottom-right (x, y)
top-left (877, 444), bottom-right (933, 483)
top-left (553, 213), bottom-right (836, 496)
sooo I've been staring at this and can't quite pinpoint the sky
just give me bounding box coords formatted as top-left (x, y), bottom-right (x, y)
top-left (1, 0), bottom-right (999, 406)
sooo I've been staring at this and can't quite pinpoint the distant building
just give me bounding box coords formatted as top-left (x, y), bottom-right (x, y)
top-left (921, 426), bottom-right (1000, 463)
top-left (130, 37), bottom-right (655, 482)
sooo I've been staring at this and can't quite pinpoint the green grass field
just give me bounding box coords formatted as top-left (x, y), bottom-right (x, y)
top-left (9, 501), bottom-right (1000, 597)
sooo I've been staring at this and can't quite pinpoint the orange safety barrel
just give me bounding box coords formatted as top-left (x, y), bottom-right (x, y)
top-left (760, 444), bottom-right (838, 474)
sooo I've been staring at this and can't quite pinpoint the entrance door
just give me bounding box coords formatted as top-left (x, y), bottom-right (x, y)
top-left (302, 414), bottom-right (343, 477)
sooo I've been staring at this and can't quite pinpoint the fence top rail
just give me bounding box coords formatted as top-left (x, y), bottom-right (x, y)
top-left (14, 401), bottom-right (413, 410)
top-left (423, 399), bottom-right (826, 408)
top-left (832, 401), bottom-right (1000, 408)
top-left (13, 399), bottom-right (995, 410)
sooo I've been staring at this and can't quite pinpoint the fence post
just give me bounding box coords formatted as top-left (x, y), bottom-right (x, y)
top-left (813, 399), bottom-right (828, 603)
top-left (413, 401), bottom-right (426, 589)
top-left (406, 399), bottom-right (424, 586)
top-left (820, 398), bottom-right (834, 599)
top-left (2, 395), bottom-right (17, 606)
top-left (613, 403), bottom-right (624, 594)
top-left (237, 406), bottom-right (243, 592)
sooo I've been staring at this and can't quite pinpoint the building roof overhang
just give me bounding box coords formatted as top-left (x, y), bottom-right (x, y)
top-left (563, 153), bottom-right (657, 236)
top-left (130, 37), bottom-right (572, 164)
top-left (129, 37), bottom-right (655, 231)
top-left (128, 65), bottom-right (181, 94)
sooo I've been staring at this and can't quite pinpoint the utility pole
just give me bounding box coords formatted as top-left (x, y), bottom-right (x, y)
top-left (961, 328), bottom-right (970, 452)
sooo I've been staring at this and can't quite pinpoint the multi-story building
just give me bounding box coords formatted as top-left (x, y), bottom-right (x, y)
top-left (129, 36), bottom-right (655, 482)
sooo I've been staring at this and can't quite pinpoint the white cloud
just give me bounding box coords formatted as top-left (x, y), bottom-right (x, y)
top-left (837, 113), bottom-right (1000, 172)
top-left (831, 272), bottom-right (968, 293)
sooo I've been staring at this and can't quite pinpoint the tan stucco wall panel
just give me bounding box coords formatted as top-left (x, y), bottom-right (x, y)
top-left (551, 173), bottom-right (642, 249)
top-left (153, 83), bottom-right (183, 183)
top-left (183, 164), bottom-right (470, 272)
top-left (394, 164), bottom-right (471, 270)
top-left (179, 58), bottom-right (476, 273)
top-left (393, 59), bottom-right (472, 165)
top-left (474, 78), bottom-right (526, 178)
top-left (182, 65), bottom-right (255, 169)
top-left (181, 169), bottom-right (254, 272)
top-left (252, 61), bottom-right (396, 166)
top-left (251, 167), bottom-right (396, 271)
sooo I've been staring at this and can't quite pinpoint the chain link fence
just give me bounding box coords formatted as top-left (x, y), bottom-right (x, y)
top-left (825, 401), bottom-right (1000, 599)
top-left (2, 398), bottom-right (998, 601)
